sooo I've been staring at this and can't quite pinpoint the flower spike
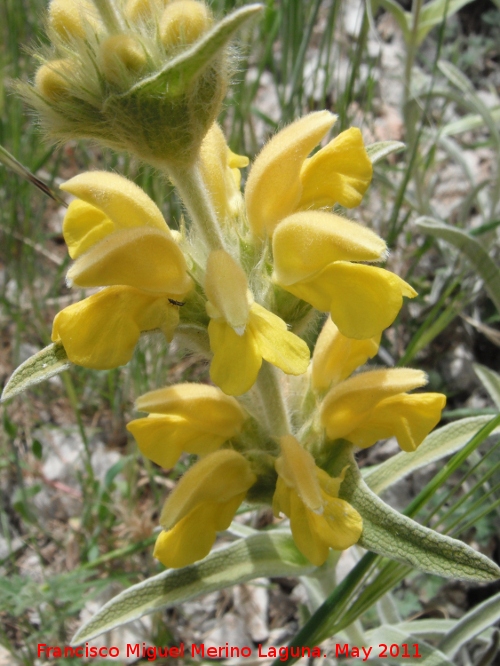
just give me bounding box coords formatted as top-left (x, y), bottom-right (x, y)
top-left (4, 0), bottom-right (484, 592)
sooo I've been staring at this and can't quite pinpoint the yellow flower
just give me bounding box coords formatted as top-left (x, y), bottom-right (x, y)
top-left (126, 383), bottom-right (246, 468)
top-left (244, 111), bottom-right (373, 238)
top-left (312, 318), bottom-right (380, 391)
top-left (51, 172), bottom-right (193, 369)
top-left (205, 250), bottom-right (310, 395)
top-left (154, 449), bottom-right (256, 568)
top-left (52, 286), bottom-right (180, 370)
top-left (272, 211), bottom-right (417, 339)
top-left (199, 123), bottom-right (249, 222)
top-left (320, 368), bottom-right (447, 452)
top-left (272, 435), bottom-right (362, 566)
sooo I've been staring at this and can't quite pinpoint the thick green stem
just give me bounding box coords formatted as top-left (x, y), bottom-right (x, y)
top-left (166, 161), bottom-right (225, 251)
top-left (255, 362), bottom-right (291, 437)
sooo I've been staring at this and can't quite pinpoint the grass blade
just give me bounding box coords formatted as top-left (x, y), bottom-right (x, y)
top-left (0, 144), bottom-right (67, 207)
top-left (416, 216), bottom-right (500, 315)
top-left (364, 416), bottom-right (500, 495)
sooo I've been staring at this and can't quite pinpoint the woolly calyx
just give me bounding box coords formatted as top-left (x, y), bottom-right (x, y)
top-left (26, 3), bottom-right (263, 168)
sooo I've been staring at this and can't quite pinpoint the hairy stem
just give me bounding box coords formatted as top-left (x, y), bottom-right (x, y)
top-left (93, 0), bottom-right (124, 33)
top-left (255, 362), bottom-right (291, 437)
top-left (166, 160), bottom-right (225, 251)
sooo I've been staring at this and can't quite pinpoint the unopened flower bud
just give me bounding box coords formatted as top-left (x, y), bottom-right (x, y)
top-left (160, 1), bottom-right (213, 49)
top-left (125, 0), bottom-right (163, 22)
top-left (48, 0), bottom-right (98, 40)
top-left (34, 60), bottom-right (74, 100)
top-left (199, 123), bottom-right (248, 221)
top-left (99, 35), bottom-right (147, 87)
top-left (22, 3), bottom-right (263, 168)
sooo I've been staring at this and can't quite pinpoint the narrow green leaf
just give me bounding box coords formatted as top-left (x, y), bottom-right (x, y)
top-left (364, 416), bottom-right (500, 495)
top-left (32, 439), bottom-right (43, 460)
top-left (416, 217), bottom-right (500, 314)
top-left (103, 455), bottom-right (133, 491)
top-left (441, 107), bottom-right (500, 137)
top-left (393, 619), bottom-right (458, 640)
top-left (416, 0), bottom-right (475, 45)
top-left (473, 364), bottom-right (500, 411)
top-left (437, 135), bottom-right (476, 188)
top-left (365, 626), bottom-right (454, 665)
top-left (1, 343), bottom-right (70, 403)
top-left (437, 61), bottom-right (500, 147)
top-left (458, 180), bottom-right (492, 225)
top-left (376, 592), bottom-right (401, 625)
top-left (476, 631), bottom-right (500, 666)
top-left (366, 141), bottom-right (406, 164)
top-left (273, 552), bottom-right (380, 666)
top-left (3, 413), bottom-right (17, 437)
top-left (438, 59), bottom-right (475, 94)
top-left (372, 0), bottom-right (410, 41)
top-left (329, 442), bottom-right (500, 582)
top-left (71, 532), bottom-right (314, 644)
top-left (470, 219), bottom-right (500, 237)
top-left (438, 590), bottom-right (500, 658)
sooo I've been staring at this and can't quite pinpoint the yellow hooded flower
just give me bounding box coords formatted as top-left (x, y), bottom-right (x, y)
top-left (272, 211), bottom-right (417, 340)
top-left (126, 383), bottom-right (246, 468)
top-left (199, 123), bottom-right (249, 222)
top-left (154, 449), bottom-right (256, 568)
top-left (244, 111), bottom-right (373, 237)
top-left (205, 250), bottom-right (310, 396)
top-left (312, 318), bottom-right (380, 391)
top-left (272, 435), bottom-right (362, 566)
top-left (52, 286), bottom-right (180, 369)
top-left (320, 368), bottom-right (447, 452)
top-left (51, 172), bottom-right (193, 369)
